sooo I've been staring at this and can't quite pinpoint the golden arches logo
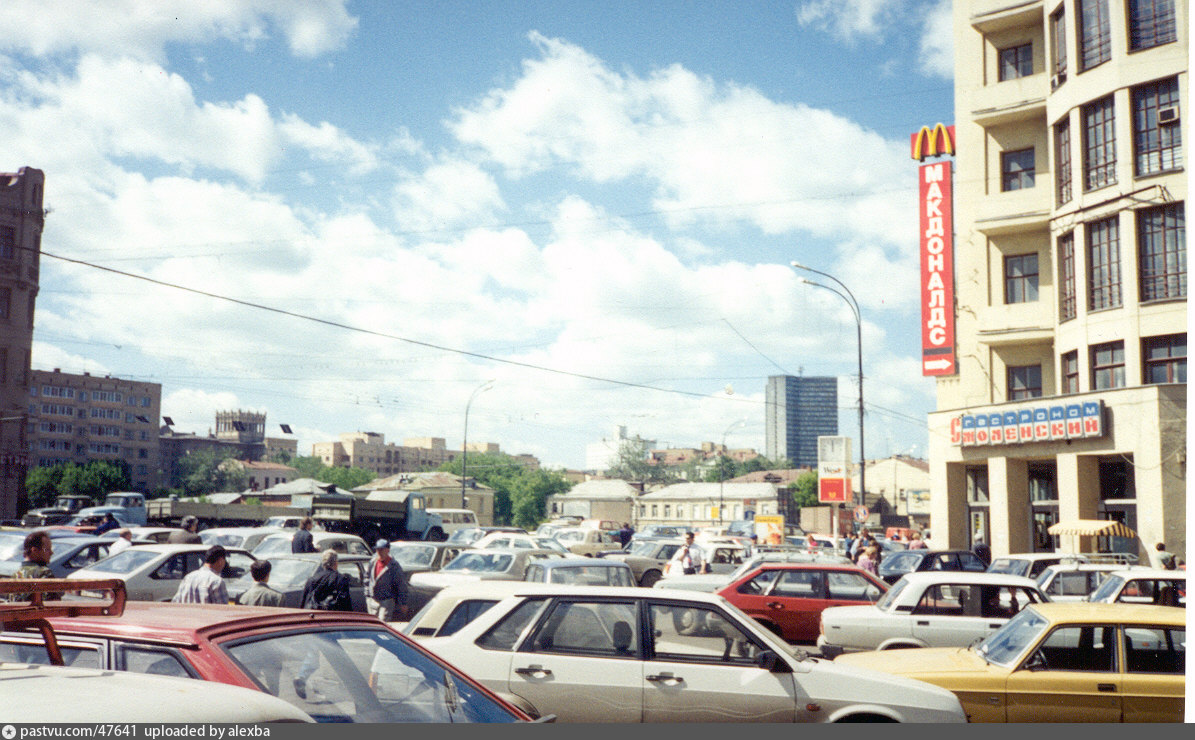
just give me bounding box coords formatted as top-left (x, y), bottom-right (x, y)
top-left (910, 123), bottom-right (956, 160)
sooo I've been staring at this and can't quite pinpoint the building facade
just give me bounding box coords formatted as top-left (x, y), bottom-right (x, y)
top-left (764, 375), bottom-right (838, 468)
top-left (635, 482), bottom-right (782, 529)
top-left (930, 0), bottom-right (1187, 560)
top-left (0, 167), bottom-right (42, 518)
top-left (27, 369), bottom-right (162, 493)
top-left (312, 432), bottom-right (461, 476)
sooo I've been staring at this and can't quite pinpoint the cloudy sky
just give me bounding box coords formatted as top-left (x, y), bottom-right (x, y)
top-left (1, 0), bottom-right (955, 470)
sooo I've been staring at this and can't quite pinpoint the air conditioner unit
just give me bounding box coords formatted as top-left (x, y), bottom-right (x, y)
top-left (1050, 73), bottom-right (1066, 90)
top-left (1158, 105), bottom-right (1180, 124)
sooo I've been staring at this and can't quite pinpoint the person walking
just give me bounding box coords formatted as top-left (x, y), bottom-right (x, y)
top-left (239, 559), bottom-right (284, 607)
top-left (366, 539), bottom-right (407, 621)
top-left (907, 531), bottom-right (928, 550)
top-left (171, 545), bottom-right (229, 604)
top-left (972, 536), bottom-right (992, 567)
top-left (291, 517), bottom-right (317, 554)
top-left (168, 516), bottom-right (202, 544)
top-left (617, 523), bottom-right (634, 548)
top-left (10, 531), bottom-right (59, 602)
top-left (1152, 542), bottom-right (1177, 570)
top-left (856, 545), bottom-right (880, 576)
top-left (109, 528), bottom-right (134, 555)
top-left (671, 532), bottom-right (707, 575)
top-left (295, 550), bottom-right (352, 699)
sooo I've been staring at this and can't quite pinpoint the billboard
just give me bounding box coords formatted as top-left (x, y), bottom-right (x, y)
top-left (913, 123), bottom-right (957, 377)
top-left (817, 436), bottom-right (851, 503)
top-left (955, 400), bottom-right (1106, 446)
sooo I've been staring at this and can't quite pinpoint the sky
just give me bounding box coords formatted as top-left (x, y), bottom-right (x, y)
top-left (0, 0), bottom-right (956, 471)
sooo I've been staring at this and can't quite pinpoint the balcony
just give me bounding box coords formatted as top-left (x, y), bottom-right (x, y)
top-left (971, 73), bottom-right (1048, 128)
top-left (970, 0), bottom-right (1043, 34)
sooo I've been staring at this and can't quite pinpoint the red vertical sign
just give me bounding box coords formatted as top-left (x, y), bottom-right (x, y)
top-left (919, 160), bottom-right (956, 376)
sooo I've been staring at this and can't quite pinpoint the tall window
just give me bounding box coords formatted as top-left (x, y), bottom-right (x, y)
top-left (999, 43), bottom-right (1033, 81)
top-left (1138, 202), bottom-right (1186, 300)
top-left (1055, 118), bottom-right (1072, 204)
top-left (1001, 148), bottom-right (1035, 191)
top-left (1091, 341), bottom-right (1125, 389)
top-left (1078, 0), bottom-right (1111, 71)
top-left (1058, 231), bottom-right (1077, 320)
top-left (1083, 96), bottom-right (1116, 190)
top-left (1004, 253), bottom-right (1039, 303)
top-left (1133, 77), bottom-right (1182, 176)
top-left (1087, 217), bottom-right (1121, 310)
top-left (1129, 0), bottom-right (1177, 50)
top-left (1008, 365), bottom-right (1043, 400)
top-left (0, 225), bottom-right (14, 259)
top-left (1062, 350), bottom-right (1080, 393)
top-left (1050, 8), bottom-right (1068, 83)
top-left (1143, 334), bottom-right (1186, 383)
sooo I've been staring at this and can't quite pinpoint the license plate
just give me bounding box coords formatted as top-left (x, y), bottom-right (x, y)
top-left (78, 590), bottom-right (104, 599)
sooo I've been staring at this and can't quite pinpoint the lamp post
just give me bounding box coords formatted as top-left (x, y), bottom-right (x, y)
top-left (461, 379), bottom-right (495, 506)
top-left (718, 419), bottom-right (747, 526)
top-left (790, 261), bottom-right (865, 523)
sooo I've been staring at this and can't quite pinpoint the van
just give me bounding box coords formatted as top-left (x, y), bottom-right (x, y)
top-left (428, 508), bottom-right (478, 536)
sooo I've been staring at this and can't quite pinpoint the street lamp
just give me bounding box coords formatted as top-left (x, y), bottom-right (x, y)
top-left (790, 261), bottom-right (865, 520)
top-left (718, 419), bottom-right (748, 526)
top-left (461, 379), bottom-right (495, 506)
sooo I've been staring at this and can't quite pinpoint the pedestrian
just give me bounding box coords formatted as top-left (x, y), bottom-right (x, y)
top-left (617, 522), bottom-right (634, 548)
top-left (972, 536), bottom-right (992, 567)
top-left (857, 545), bottom-right (880, 576)
top-left (366, 539), bottom-right (407, 621)
top-left (294, 549), bottom-right (353, 700)
top-left (9, 530), bottom-right (59, 602)
top-left (292, 517), bottom-right (317, 554)
top-left (93, 513), bottom-right (121, 536)
top-left (168, 515), bottom-right (202, 545)
top-left (238, 559), bottom-right (284, 607)
top-left (171, 545), bottom-right (229, 604)
top-left (907, 531), bottom-right (928, 550)
top-left (1152, 542), bottom-right (1177, 570)
top-left (109, 528), bottom-right (134, 555)
top-left (671, 532), bottom-right (707, 575)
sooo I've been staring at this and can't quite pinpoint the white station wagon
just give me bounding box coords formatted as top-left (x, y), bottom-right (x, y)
top-left (817, 571), bottom-right (1047, 658)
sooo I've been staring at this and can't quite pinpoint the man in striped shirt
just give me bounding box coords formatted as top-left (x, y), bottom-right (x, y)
top-left (172, 545), bottom-right (229, 604)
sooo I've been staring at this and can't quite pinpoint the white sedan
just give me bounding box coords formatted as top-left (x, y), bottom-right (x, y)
top-left (816, 571), bottom-right (1047, 658)
top-left (251, 531), bottom-right (371, 558)
top-left (420, 585), bottom-right (967, 723)
top-left (66, 543), bottom-right (256, 601)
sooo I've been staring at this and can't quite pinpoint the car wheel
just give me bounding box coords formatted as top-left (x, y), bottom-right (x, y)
top-left (639, 570), bottom-right (662, 588)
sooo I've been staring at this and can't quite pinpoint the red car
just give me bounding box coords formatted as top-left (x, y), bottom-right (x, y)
top-left (0, 578), bottom-right (536, 723)
top-left (716, 562), bottom-right (888, 643)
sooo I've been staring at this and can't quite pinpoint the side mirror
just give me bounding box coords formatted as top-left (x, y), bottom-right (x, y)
top-left (1022, 651), bottom-right (1047, 672)
top-left (756, 650), bottom-right (792, 673)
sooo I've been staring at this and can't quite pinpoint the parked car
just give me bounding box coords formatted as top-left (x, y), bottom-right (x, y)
top-left (659, 541), bottom-right (748, 577)
top-left (447, 526), bottom-right (527, 547)
top-left (834, 602), bottom-right (1186, 722)
top-left (474, 531), bottom-right (570, 554)
top-left (600, 538), bottom-right (683, 587)
top-left (552, 527), bottom-right (622, 557)
top-left (406, 548), bottom-right (565, 614)
top-left (717, 562), bottom-right (887, 643)
top-left (262, 516), bottom-right (324, 531)
top-left (420, 584), bottom-right (967, 722)
top-left (630, 524), bottom-right (685, 542)
top-left (65, 543), bottom-right (256, 601)
top-left (654, 549), bottom-right (853, 593)
top-left (1034, 561), bottom-right (1134, 602)
top-left (225, 553), bottom-right (371, 612)
top-left (199, 525), bottom-right (285, 552)
top-left (121, 526), bottom-right (187, 544)
top-left (389, 541), bottom-right (465, 577)
top-left (524, 558), bottom-right (635, 586)
top-left (876, 549), bottom-right (987, 585)
top-left (403, 581), bottom-right (561, 640)
top-left (0, 578), bottom-right (534, 723)
top-left (0, 535), bottom-right (115, 579)
top-left (1086, 568), bottom-right (1185, 606)
top-left (816, 571), bottom-right (1048, 658)
top-left (987, 552), bottom-right (1095, 579)
top-left (252, 531), bottom-right (371, 558)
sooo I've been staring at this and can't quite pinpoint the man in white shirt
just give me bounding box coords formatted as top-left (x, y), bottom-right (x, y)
top-left (671, 532), bottom-right (707, 575)
top-left (171, 545), bottom-right (229, 604)
top-left (109, 529), bottom-right (134, 555)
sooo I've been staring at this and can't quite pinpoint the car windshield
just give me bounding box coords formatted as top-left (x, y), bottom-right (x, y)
top-left (627, 540), bottom-right (663, 557)
top-left (442, 552), bottom-right (513, 573)
top-left (1087, 574), bottom-right (1126, 602)
top-left (223, 628), bottom-right (520, 722)
top-left (0, 534), bottom-right (25, 562)
top-left (446, 528), bottom-right (482, 546)
top-left (873, 578), bottom-right (909, 612)
top-left (233, 557), bottom-right (318, 591)
top-left (974, 607), bottom-right (1049, 666)
top-left (877, 551), bottom-right (923, 576)
top-left (987, 558), bottom-right (1027, 577)
top-left (548, 566), bottom-right (634, 586)
top-left (84, 549), bottom-right (160, 574)
top-left (252, 536), bottom-right (291, 558)
top-left (554, 530), bottom-right (585, 544)
top-left (392, 545), bottom-right (436, 567)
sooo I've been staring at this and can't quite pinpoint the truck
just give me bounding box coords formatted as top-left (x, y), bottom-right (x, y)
top-left (145, 497), bottom-right (308, 528)
top-left (21, 495), bottom-right (94, 527)
top-left (74, 492), bottom-right (150, 527)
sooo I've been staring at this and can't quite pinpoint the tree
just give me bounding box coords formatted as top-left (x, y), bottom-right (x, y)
top-left (289, 455), bottom-right (324, 479)
top-left (315, 465), bottom-right (376, 490)
top-left (606, 439), bottom-right (675, 483)
top-left (439, 452), bottom-right (572, 528)
top-left (25, 466), bottom-right (66, 508)
top-left (790, 471), bottom-right (820, 509)
top-left (702, 455), bottom-right (738, 483)
top-left (172, 449), bottom-right (247, 497)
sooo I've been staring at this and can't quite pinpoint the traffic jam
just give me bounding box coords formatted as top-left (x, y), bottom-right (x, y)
top-left (0, 505), bottom-right (1186, 724)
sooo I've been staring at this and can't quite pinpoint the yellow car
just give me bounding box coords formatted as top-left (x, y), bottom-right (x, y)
top-left (835, 602), bottom-right (1184, 722)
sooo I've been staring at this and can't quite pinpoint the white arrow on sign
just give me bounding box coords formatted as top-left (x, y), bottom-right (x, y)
top-left (924, 358), bottom-right (953, 371)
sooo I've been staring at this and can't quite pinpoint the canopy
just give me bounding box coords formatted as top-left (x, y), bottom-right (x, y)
top-left (1047, 519), bottom-right (1137, 538)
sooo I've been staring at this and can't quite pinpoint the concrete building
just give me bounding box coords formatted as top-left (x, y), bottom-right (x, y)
top-left (765, 375), bottom-right (838, 468)
top-left (27, 368), bottom-right (162, 493)
top-left (635, 482), bottom-right (782, 529)
top-left (851, 456), bottom-right (932, 531)
top-left (159, 410), bottom-right (278, 491)
top-left (0, 167), bottom-right (43, 517)
top-left (548, 479), bottom-right (640, 524)
top-left (221, 459), bottom-right (298, 492)
top-left (931, 1), bottom-right (1186, 560)
top-left (312, 432), bottom-right (466, 476)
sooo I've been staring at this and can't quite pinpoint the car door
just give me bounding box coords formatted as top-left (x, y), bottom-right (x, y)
top-left (723, 569), bottom-right (783, 634)
top-left (910, 583), bottom-right (996, 647)
top-left (1004, 624), bottom-right (1121, 722)
top-left (759, 569), bottom-right (826, 643)
top-left (339, 561), bottom-right (367, 612)
top-left (642, 600), bottom-right (796, 722)
top-left (1119, 624), bottom-right (1185, 722)
top-left (507, 599), bottom-right (643, 722)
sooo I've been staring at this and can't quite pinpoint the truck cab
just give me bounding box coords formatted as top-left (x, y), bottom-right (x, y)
top-left (312, 489), bottom-right (446, 542)
top-left (21, 495), bottom-right (94, 527)
top-left (75, 492), bottom-right (147, 527)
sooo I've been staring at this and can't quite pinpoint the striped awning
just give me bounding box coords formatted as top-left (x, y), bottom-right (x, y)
top-left (1047, 519), bottom-right (1137, 538)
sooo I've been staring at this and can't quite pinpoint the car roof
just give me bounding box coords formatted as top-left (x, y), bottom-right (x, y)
top-left (536, 558), bottom-right (631, 569)
top-left (993, 552), bottom-right (1073, 561)
top-left (1106, 568), bottom-right (1187, 579)
top-left (737, 561), bottom-right (873, 573)
top-left (117, 543), bottom-right (254, 555)
top-left (1025, 601), bottom-right (1186, 625)
top-left (898, 571), bottom-right (1039, 586)
top-left (262, 552), bottom-right (371, 563)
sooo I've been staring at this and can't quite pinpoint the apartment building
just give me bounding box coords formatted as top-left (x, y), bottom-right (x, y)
top-left (312, 432), bottom-right (461, 476)
top-left (27, 368), bottom-right (162, 492)
top-left (765, 375), bottom-right (838, 468)
top-left (929, 1), bottom-right (1187, 559)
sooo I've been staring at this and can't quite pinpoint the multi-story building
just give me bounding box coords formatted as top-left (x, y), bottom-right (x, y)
top-left (764, 375), bottom-right (838, 468)
top-left (930, 1), bottom-right (1186, 560)
top-left (27, 369), bottom-right (162, 493)
top-left (0, 167), bottom-right (43, 518)
top-left (159, 410), bottom-right (283, 490)
top-left (313, 432), bottom-right (461, 476)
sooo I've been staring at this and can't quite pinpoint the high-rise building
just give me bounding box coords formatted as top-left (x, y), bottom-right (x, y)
top-left (765, 376), bottom-right (838, 468)
top-left (0, 167), bottom-right (43, 518)
top-left (929, 1), bottom-right (1186, 560)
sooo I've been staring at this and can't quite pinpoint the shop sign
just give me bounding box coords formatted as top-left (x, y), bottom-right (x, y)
top-left (956, 400), bottom-right (1105, 446)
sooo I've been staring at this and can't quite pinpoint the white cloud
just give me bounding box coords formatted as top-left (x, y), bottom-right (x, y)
top-left (161, 388), bottom-right (245, 436)
top-left (278, 114), bottom-right (380, 174)
top-left (919, 0), bottom-right (955, 79)
top-left (795, 0), bottom-right (902, 40)
top-left (392, 159), bottom-right (505, 233)
top-left (0, 0), bottom-right (357, 61)
top-left (30, 343), bottom-right (111, 376)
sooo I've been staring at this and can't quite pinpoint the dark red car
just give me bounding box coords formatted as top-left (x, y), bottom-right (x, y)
top-left (0, 579), bottom-right (537, 723)
top-left (716, 562), bottom-right (888, 643)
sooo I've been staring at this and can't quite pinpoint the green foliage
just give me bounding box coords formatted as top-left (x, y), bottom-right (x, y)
top-left (439, 452), bottom-right (572, 528)
top-left (173, 449), bottom-right (247, 497)
top-left (25, 466), bottom-right (66, 508)
top-left (790, 471), bottom-right (821, 508)
top-left (606, 439), bottom-right (676, 484)
top-left (700, 454), bottom-right (792, 483)
top-left (25, 460), bottom-right (131, 507)
top-left (315, 465), bottom-right (376, 490)
top-left (244, 497), bottom-right (261, 506)
top-left (289, 455), bottom-right (324, 479)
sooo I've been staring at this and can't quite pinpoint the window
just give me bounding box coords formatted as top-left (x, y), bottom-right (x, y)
top-left (1138, 203), bottom-right (1186, 300)
top-left (1007, 365), bottom-right (1043, 400)
top-left (1032, 626), bottom-right (1115, 671)
top-left (771, 569), bottom-right (824, 598)
top-left (1004, 253), bottom-right (1039, 303)
top-left (1091, 341), bottom-right (1125, 389)
top-left (118, 646), bottom-right (194, 679)
top-left (998, 43), bottom-right (1033, 80)
top-left (1062, 350), bottom-right (1080, 393)
top-left (0, 225), bottom-right (14, 259)
top-left (477, 598), bottom-right (548, 651)
top-left (826, 571), bottom-right (884, 602)
top-left (648, 603), bottom-right (762, 665)
top-left (1133, 78), bottom-right (1182, 176)
top-left (1078, 0), bottom-right (1110, 71)
top-left (1143, 334), bottom-right (1186, 383)
top-left (1055, 119), bottom-right (1072, 204)
top-left (1058, 232), bottom-right (1076, 320)
top-left (1129, 0), bottom-right (1177, 51)
top-left (1087, 216), bottom-right (1121, 310)
top-left (1083, 96), bottom-right (1116, 190)
top-left (529, 600), bottom-right (639, 657)
top-left (1001, 148), bottom-right (1035, 191)
top-left (1124, 627), bottom-right (1185, 674)
top-left (1050, 8), bottom-right (1067, 82)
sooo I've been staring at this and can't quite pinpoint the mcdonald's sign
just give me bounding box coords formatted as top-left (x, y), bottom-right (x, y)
top-left (910, 123), bottom-right (956, 161)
